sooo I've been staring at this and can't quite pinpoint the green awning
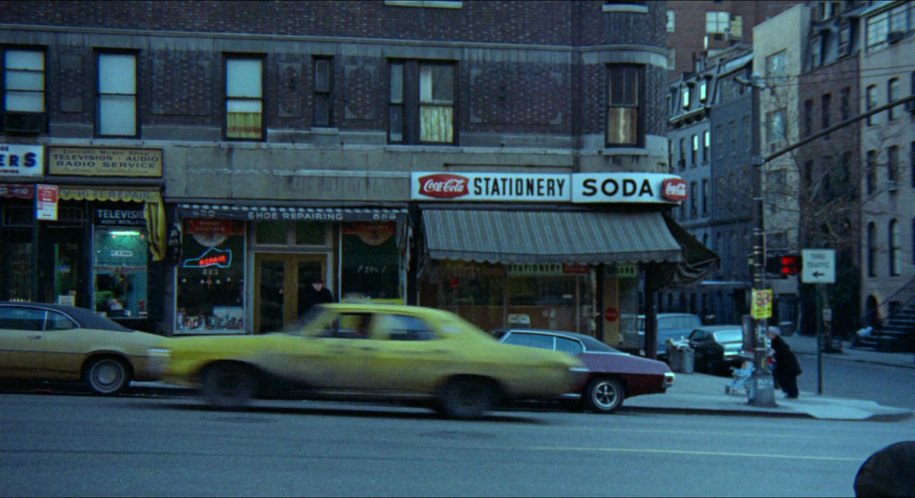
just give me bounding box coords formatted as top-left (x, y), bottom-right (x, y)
top-left (421, 209), bottom-right (684, 265)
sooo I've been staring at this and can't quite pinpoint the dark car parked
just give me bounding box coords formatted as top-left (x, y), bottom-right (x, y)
top-left (493, 328), bottom-right (674, 413)
top-left (687, 325), bottom-right (745, 375)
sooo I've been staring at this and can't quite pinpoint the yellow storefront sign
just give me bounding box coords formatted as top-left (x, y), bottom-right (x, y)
top-left (751, 288), bottom-right (773, 319)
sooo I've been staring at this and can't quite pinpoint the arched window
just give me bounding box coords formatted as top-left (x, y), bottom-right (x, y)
top-left (889, 219), bottom-right (900, 276)
top-left (867, 222), bottom-right (877, 277)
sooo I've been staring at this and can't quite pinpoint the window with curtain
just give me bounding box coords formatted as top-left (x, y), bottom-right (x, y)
top-left (4, 48), bottom-right (45, 113)
top-left (388, 60), bottom-right (455, 144)
top-left (225, 57), bottom-right (263, 140)
top-left (97, 52), bottom-right (137, 137)
top-left (607, 64), bottom-right (643, 147)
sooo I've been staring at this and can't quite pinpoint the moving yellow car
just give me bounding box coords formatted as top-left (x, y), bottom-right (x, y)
top-left (0, 301), bottom-right (169, 394)
top-left (163, 303), bottom-right (586, 419)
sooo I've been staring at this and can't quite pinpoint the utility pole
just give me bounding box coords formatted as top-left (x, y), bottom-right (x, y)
top-left (737, 73), bottom-right (776, 407)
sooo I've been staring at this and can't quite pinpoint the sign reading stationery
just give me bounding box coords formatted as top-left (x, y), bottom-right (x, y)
top-left (48, 146), bottom-right (162, 177)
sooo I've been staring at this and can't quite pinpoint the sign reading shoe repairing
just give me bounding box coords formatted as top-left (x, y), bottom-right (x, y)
top-left (411, 172), bottom-right (685, 204)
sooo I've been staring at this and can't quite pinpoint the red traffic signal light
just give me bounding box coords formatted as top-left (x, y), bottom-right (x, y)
top-left (779, 254), bottom-right (802, 276)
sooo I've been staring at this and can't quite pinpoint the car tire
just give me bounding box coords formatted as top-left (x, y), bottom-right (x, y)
top-left (583, 377), bottom-right (625, 414)
top-left (436, 377), bottom-right (496, 420)
top-left (84, 357), bottom-right (131, 395)
top-left (201, 362), bottom-right (258, 409)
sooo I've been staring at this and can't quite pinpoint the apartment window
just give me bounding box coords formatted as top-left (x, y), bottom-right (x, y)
top-left (810, 37), bottom-right (822, 68)
top-left (887, 78), bottom-right (899, 121)
top-left (715, 125), bottom-right (724, 159)
top-left (389, 60), bottom-right (455, 144)
top-left (313, 57), bottom-right (333, 127)
top-left (97, 52), bottom-right (137, 137)
top-left (681, 86), bottom-right (691, 109)
top-left (865, 85), bottom-right (877, 126)
top-left (729, 120), bottom-right (736, 153)
top-left (225, 56), bottom-right (264, 140)
top-left (666, 10), bottom-right (675, 32)
top-left (803, 99), bottom-right (813, 137)
top-left (866, 150), bottom-right (877, 194)
top-left (888, 145), bottom-right (899, 184)
top-left (701, 179), bottom-right (709, 215)
top-left (691, 134), bottom-right (698, 166)
top-left (607, 64), bottom-right (643, 146)
top-left (765, 51), bottom-right (787, 84)
top-left (766, 110), bottom-right (786, 143)
top-left (867, 222), bottom-right (877, 277)
top-left (678, 137), bottom-right (686, 170)
top-left (702, 130), bottom-right (710, 162)
top-left (690, 181), bottom-right (698, 216)
top-left (706, 11), bottom-right (730, 34)
top-left (699, 79), bottom-right (707, 103)
top-left (668, 139), bottom-right (674, 171)
top-left (839, 86), bottom-right (851, 121)
top-left (889, 219), bottom-right (900, 276)
top-left (3, 48), bottom-right (45, 114)
top-left (821, 93), bottom-right (831, 130)
top-left (866, 11), bottom-right (889, 50)
top-left (803, 160), bottom-right (814, 189)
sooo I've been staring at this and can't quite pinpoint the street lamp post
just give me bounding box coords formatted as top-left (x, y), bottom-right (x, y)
top-left (739, 73), bottom-right (777, 407)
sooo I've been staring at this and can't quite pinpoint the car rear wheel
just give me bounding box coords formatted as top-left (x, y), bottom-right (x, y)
top-left (84, 357), bottom-right (132, 395)
top-left (201, 363), bottom-right (257, 409)
top-left (583, 377), bottom-right (625, 413)
top-left (436, 377), bottom-right (496, 420)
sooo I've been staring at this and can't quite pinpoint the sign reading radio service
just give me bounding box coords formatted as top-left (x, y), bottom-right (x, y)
top-left (48, 147), bottom-right (162, 177)
top-left (411, 172), bottom-right (686, 204)
top-left (0, 144), bottom-right (43, 177)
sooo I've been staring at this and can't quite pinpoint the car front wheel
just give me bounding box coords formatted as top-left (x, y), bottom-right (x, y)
top-left (201, 363), bottom-right (257, 409)
top-left (84, 357), bottom-right (131, 395)
top-left (436, 377), bottom-right (496, 420)
top-left (583, 377), bottom-right (625, 413)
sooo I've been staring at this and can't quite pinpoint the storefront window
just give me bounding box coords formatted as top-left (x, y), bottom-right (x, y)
top-left (176, 219), bottom-right (245, 334)
top-left (94, 226), bottom-right (148, 318)
top-left (341, 222), bottom-right (401, 302)
top-left (93, 206), bottom-right (148, 318)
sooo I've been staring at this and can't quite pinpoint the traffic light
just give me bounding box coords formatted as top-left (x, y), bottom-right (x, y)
top-left (766, 253), bottom-right (802, 277)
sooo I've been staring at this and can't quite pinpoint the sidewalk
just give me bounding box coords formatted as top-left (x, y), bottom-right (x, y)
top-left (130, 334), bottom-right (915, 421)
top-left (625, 333), bottom-right (914, 421)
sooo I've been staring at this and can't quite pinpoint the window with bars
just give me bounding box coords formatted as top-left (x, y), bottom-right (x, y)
top-left (388, 60), bottom-right (455, 144)
top-left (607, 64), bottom-right (643, 147)
top-left (225, 56), bottom-right (264, 140)
top-left (97, 52), bottom-right (137, 137)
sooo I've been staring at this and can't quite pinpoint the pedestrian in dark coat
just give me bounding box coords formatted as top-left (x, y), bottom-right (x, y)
top-left (767, 326), bottom-right (801, 399)
top-left (298, 277), bottom-right (335, 317)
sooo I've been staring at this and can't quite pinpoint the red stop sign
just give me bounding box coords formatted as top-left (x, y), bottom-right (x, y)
top-left (604, 307), bottom-right (619, 322)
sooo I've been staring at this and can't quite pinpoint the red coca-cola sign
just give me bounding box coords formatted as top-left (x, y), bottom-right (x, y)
top-left (418, 174), bottom-right (469, 198)
top-left (661, 178), bottom-right (688, 202)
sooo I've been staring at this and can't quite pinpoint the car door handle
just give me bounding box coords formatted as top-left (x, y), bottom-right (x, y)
top-left (28, 335), bottom-right (41, 340)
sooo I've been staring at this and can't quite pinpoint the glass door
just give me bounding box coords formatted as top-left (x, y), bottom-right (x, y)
top-left (254, 254), bottom-right (325, 333)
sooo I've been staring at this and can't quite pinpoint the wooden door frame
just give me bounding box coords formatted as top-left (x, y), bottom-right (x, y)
top-left (253, 253), bottom-right (326, 333)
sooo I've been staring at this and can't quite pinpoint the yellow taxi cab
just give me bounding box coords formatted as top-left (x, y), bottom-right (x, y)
top-left (163, 303), bottom-right (586, 419)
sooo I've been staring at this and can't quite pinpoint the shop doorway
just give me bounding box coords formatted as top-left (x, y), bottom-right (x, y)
top-left (254, 253), bottom-right (326, 333)
top-left (38, 228), bottom-right (85, 307)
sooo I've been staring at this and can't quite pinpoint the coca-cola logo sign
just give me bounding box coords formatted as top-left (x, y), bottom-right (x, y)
top-left (418, 174), bottom-right (469, 198)
top-left (662, 178), bottom-right (688, 202)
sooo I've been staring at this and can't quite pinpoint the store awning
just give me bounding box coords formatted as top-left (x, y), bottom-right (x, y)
top-left (176, 203), bottom-right (408, 223)
top-left (421, 209), bottom-right (684, 265)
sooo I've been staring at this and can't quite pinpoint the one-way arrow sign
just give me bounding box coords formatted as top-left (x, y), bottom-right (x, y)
top-left (802, 249), bottom-right (835, 284)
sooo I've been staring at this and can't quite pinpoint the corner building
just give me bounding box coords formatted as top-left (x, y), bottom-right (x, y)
top-left (0, 1), bottom-right (714, 351)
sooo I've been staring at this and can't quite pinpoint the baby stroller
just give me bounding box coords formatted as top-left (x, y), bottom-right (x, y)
top-left (725, 360), bottom-right (754, 395)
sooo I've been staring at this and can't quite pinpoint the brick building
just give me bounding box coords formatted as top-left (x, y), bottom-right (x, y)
top-left (0, 0), bottom-right (713, 351)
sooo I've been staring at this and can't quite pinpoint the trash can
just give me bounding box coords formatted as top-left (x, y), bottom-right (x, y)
top-left (669, 346), bottom-right (695, 374)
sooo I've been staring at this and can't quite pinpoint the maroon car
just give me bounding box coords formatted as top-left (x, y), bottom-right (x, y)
top-left (494, 328), bottom-right (674, 413)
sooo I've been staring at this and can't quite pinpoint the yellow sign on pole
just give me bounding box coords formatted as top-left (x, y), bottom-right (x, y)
top-left (751, 289), bottom-right (773, 319)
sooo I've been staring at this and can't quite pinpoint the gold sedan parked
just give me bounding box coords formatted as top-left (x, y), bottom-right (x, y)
top-left (0, 301), bottom-right (169, 394)
top-left (163, 303), bottom-right (586, 419)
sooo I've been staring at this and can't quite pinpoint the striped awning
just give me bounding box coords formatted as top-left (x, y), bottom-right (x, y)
top-left (176, 203), bottom-right (408, 223)
top-left (421, 209), bottom-right (684, 265)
